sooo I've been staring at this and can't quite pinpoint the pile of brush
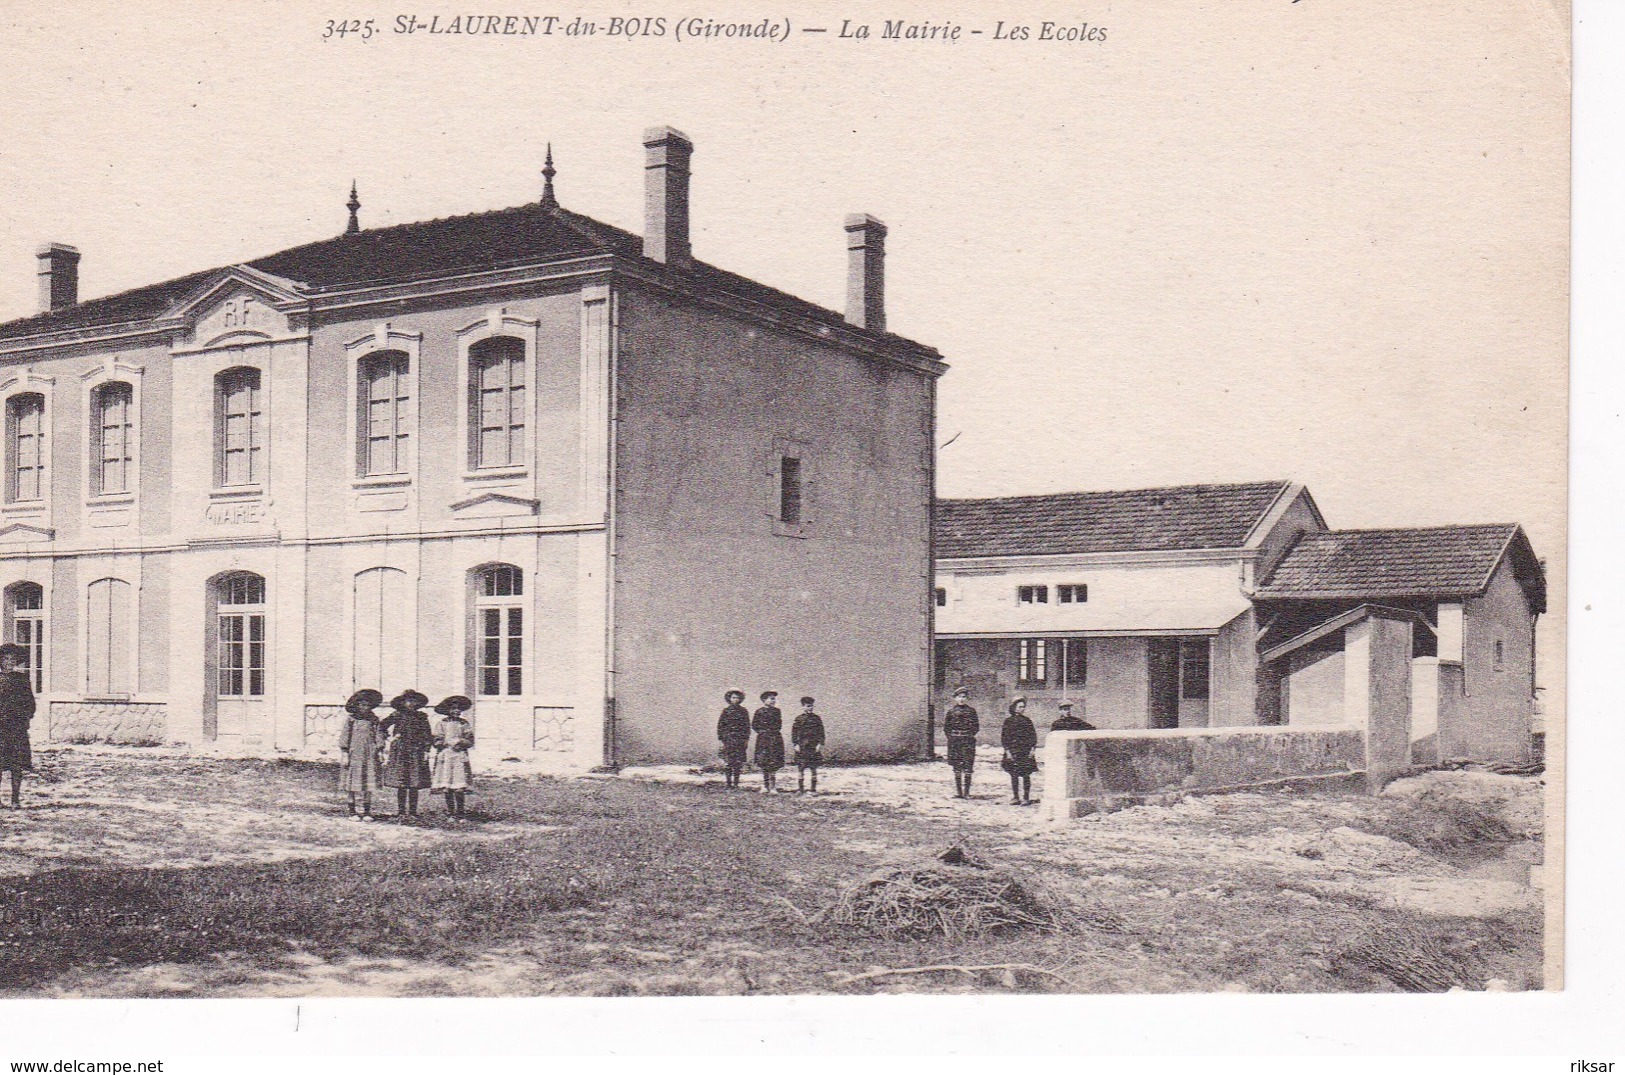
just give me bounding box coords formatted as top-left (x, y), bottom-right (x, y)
top-left (811, 844), bottom-right (1100, 942)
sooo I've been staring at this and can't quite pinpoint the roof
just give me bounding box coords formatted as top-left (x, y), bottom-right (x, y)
top-left (934, 481), bottom-right (1292, 559)
top-left (1254, 524), bottom-right (1546, 612)
top-left (0, 203), bottom-right (935, 357)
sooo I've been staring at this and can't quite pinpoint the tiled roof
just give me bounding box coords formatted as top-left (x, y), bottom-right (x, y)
top-left (935, 481), bottom-right (1292, 559)
top-left (1255, 524), bottom-right (1545, 610)
top-left (0, 203), bottom-right (929, 354)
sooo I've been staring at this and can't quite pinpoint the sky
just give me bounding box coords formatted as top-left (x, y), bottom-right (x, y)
top-left (0, 0), bottom-right (1569, 691)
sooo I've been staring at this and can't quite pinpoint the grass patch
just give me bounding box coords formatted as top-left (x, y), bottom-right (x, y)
top-left (1361, 795), bottom-right (1517, 856)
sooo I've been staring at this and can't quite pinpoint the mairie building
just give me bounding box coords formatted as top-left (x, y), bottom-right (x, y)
top-left (0, 128), bottom-right (944, 766)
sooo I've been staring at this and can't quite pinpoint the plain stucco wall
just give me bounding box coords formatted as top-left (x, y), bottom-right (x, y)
top-left (611, 287), bottom-right (934, 763)
top-left (1449, 557), bottom-right (1536, 762)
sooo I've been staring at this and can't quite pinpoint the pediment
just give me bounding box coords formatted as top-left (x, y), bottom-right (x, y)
top-left (449, 492), bottom-right (540, 518)
top-left (169, 266), bottom-right (308, 348)
top-left (0, 522), bottom-right (55, 544)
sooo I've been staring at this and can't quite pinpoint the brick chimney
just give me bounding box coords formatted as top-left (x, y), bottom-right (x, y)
top-left (643, 126), bottom-right (693, 266)
top-left (844, 214), bottom-right (886, 332)
top-left (36, 243), bottom-right (80, 313)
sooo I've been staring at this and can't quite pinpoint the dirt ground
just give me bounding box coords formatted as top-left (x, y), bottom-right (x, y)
top-left (0, 745), bottom-right (1544, 997)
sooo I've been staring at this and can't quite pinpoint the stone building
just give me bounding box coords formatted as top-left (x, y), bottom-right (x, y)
top-left (0, 128), bottom-right (944, 766)
top-left (933, 481), bottom-right (1544, 764)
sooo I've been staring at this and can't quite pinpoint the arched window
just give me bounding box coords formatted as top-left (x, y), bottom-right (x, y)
top-left (91, 381), bottom-right (135, 496)
top-left (215, 367), bottom-right (263, 487)
top-left (357, 351), bottom-right (410, 476)
top-left (5, 392), bottom-right (45, 503)
top-left (3, 581), bottom-right (44, 692)
top-left (86, 578), bottom-right (132, 697)
top-left (468, 337), bottom-right (526, 469)
top-left (471, 564), bottom-right (523, 697)
top-left (215, 571), bottom-right (266, 698)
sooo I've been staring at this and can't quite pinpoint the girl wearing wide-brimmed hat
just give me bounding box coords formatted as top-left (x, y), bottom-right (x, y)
top-left (716, 690), bottom-right (750, 789)
top-left (430, 695), bottom-right (475, 819)
top-left (380, 690), bottom-right (433, 822)
top-left (0, 643), bottom-right (35, 809)
top-left (339, 689), bottom-right (384, 821)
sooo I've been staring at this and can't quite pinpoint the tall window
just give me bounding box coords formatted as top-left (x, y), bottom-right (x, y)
top-left (358, 351), bottom-right (410, 476)
top-left (474, 564), bottom-right (523, 697)
top-left (86, 578), bottom-right (132, 697)
top-left (1058, 638), bottom-right (1087, 686)
top-left (91, 382), bottom-right (135, 496)
top-left (469, 337), bottom-right (526, 469)
top-left (216, 367), bottom-right (263, 487)
top-left (6, 393), bottom-right (45, 503)
top-left (1017, 638), bottom-right (1047, 686)
top-left (778, 456), bottom-right (802, 524)
top-left (216, 572), bottom-right (266, 698)
top-left (4, 582), bottom-right (44, 693)
top-left (1180, 638), bottom-right (1211, 701)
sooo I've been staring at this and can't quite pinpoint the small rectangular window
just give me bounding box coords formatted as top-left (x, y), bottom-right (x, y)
top-left (1058, 584), bottom-right (1088, 604)
top-left (1018, 638), bottom-right (1048, 685)
top-left (779, 456), bottom-right (802, 524)
top-left (934, 587), bottom-right (947, 607)
top-left (1018, 585), bottom-right (1049, 605)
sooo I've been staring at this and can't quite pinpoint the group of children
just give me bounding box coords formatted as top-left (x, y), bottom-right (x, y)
top-left (716, 690), bottom-right (827, 793)
top-left (942, 687), bottom-right (1094, 805)
top-left (338, 689), bottom-right (476, 821)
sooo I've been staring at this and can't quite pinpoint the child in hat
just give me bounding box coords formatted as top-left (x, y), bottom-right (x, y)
top-left (0, 643), bottom-right (35, 809)
top-left (717, 690), bottom-right (750, 788)
top-left (752, 691), bottom-right (785, 794)
top-left (791, 696), bottom-right (826, 793)
top-left (430, 695), bottom-right (475, 818)
top-left (1001, 697), bottom-right (1039, 806)
top-left (380, 690), bottom-right (433, 821)
top-left (338, 689), bottom-right (384, 821)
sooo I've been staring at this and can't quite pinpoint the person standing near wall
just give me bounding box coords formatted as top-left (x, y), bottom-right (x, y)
top-left (752, 690), bottom-right (785, 795)
top-left (1049, 699), bottom-right (1094, 732)
top-left (0, 643), bottom-right (35, 809)
top-left (717, 690), bottom-right (751, 789)
top-left (339, 689), bottom-right (385, 821)
top-left (1001, 697), bottom-right (1039, 806)
top-left (944, 686), bottom-right (980, 799)
top-left (792, 696), bottom-right (825, 793)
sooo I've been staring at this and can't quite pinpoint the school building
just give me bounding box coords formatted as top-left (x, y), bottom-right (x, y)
top-left (0, 128), bottom-right (944, 767)
top-left (932, 481), bottom-right (1545, 765)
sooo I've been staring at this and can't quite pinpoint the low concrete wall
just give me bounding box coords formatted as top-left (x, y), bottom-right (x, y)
top-left (1042, 725), bottom-right (1366, 819)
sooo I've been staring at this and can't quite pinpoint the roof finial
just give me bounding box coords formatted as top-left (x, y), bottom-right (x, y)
top-left (346, 180), bottom-right (361, 235)
top-left (540, 144), bottom-right (558, 209)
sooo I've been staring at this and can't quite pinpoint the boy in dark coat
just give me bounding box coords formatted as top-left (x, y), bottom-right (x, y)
top-left (752, 691), bottom-right (785, 794)
top-left (1049, 700), bottom-right (1095, 732)
top-left (944, 686), bottom-right (980, 799)
top-left (0, 643), bottom-right (35, 809)
top-left (791, 696), bottom-right (826, 794)
top-left (717, 690), bottom-right (751, 788)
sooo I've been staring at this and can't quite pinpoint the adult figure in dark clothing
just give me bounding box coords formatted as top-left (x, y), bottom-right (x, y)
top-left (0, 643), bottom-right (34, 809)
top-left (943, 686), bottom-right (980, 799)
top-left (1049, 700), bottom-right (1095, 732)
top-left (752, 690), bottom-right (785, 794)
top-left (717, 690), bottom-right (751, 788)
top-left (1001, 696), bottom-right (1039, 805)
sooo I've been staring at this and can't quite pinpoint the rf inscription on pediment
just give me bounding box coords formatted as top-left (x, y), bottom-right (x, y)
top-left (194, 289), bottom-right (289, 346)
